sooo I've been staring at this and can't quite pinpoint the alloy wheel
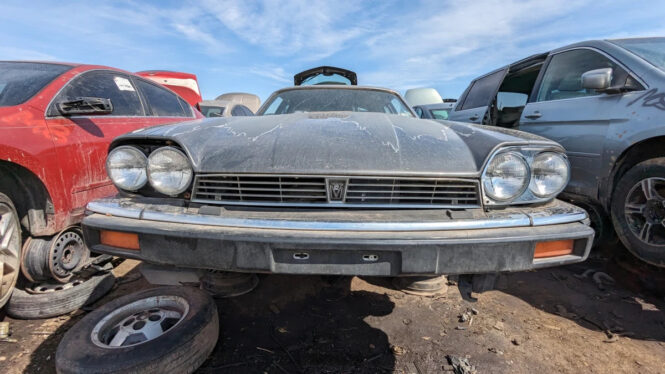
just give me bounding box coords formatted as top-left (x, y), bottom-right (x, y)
top-left (0, 202), bottom-right (21, 305)
top-left (624, 177), bottom-right (665, 246)
top-left (91, 296), bottom-right (189, 348)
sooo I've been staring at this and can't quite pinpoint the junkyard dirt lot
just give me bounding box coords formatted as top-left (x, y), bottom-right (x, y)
top-left (1, 246), bottom-right (664, 374)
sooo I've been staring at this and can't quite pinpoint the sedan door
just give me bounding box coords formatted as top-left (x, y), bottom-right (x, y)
top-left (45, 70), bottom-right (195, 212)
top-left (448, 68), bottom-right (507, 124)
top-left (518, 48), bottom-right (645, 198)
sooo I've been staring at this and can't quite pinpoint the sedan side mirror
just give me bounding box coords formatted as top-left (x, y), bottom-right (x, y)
top-left (581, 68), bottom-right (612, 91)
top-left (57, 97), bottom-right (113, 116)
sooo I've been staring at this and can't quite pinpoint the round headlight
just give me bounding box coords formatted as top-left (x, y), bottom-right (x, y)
top-left (483, 152), bottom-right (529, 201)
top-left (106, 146), bottom-right (148, 191)
top-left (147, 147), bottom-right (192, 196)
top-left (530, 152), bottom-right (569, 197)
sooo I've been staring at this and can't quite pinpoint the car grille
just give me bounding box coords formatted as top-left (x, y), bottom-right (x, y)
top-left (191, 174), bottom-right (481, 208)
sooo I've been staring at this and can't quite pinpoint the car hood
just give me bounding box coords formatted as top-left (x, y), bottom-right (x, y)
top-left (115, 112), bottom-right (555, 176)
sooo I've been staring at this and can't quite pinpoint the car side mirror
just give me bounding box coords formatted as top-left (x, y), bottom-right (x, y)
top-left (581, 68), bottom-right (612, 90)
top-left (57, 97), bottom-right (113, 116)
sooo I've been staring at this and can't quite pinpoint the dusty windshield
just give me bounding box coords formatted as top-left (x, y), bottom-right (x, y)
top-left (613, 38), bottom-right (665, 71)
top-left (260, 88), bottom-right (414, 116)
top-left (0, 62), bottom-right (72, 107)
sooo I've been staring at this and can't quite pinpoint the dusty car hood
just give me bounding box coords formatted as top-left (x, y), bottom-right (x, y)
top-left (115, 112), bottom-right (555, 176)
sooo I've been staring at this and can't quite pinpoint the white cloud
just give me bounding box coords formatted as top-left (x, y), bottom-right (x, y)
top-left (199, 0), bottom-right (368, 60)
top-left (173, 23), bottom-right (230, 53)
top-left (245, 64), bottom-right (292, 84)
top-left (0, 46), bottom-right (58, 61)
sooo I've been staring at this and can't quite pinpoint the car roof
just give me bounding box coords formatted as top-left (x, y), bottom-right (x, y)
top-left (0, 60), bottom-right (81, 67)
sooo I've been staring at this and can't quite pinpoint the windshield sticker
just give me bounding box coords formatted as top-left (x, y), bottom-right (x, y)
top-left (114, 77), bottom-right (135, 91)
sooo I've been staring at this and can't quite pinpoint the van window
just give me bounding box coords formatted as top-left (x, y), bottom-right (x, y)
top-left (536, 49), bottom-right (627, 102)
top-left (459, 70), bottom-right (505, 110)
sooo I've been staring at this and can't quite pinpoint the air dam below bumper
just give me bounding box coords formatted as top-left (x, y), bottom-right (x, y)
top-left (82, 198), bottom-right (594, 276)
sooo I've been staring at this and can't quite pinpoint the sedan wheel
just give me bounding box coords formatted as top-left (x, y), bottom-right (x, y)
top-left (56, 286), bottom-right (218, 374)
top-left (0, 193), bottom-right (21, 308)
top-left (91, 295), bottom-right (188, 347)
top-left (611, 158), bottom-right (665, 267)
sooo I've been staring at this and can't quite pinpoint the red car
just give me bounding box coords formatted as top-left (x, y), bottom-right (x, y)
top-left (136, 70), bottom-right (203, 107)
top-left (0, 61), bottom-right (202, 312)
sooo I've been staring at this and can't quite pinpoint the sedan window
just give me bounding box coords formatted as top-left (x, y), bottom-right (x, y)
top-left (199, 105), bottom-right (225, 117)
top-left (48, 71), bottom-right (144, 116)
top-left (135, 79), bottom-right (188, 117)
top-left (0, 62), bottom-right (72, 107)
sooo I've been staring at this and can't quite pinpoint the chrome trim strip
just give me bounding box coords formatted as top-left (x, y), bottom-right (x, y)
top-left (529, 211), bottom-right (588, 226)
top-left (138, 210), bottom-right (530, 231)
top-left (87, 201), bottom-right (143, 219)
top-left (86, 200), bottom-right (587, 232)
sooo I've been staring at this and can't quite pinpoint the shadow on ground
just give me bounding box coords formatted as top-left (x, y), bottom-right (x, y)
top-left (198, 275), bottom-right (396, 373)
top-left (498, 252), bottom-right (665, 344)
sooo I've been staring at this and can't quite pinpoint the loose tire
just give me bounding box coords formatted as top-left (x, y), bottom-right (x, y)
top-left (6, 271), bottom-right (115, 319)
top-left (0, 192), bottom-right (22, 308)
top-left (56, 286), bottom-right (219, 374)
top-left (611, 158), bottom-right (665, 267)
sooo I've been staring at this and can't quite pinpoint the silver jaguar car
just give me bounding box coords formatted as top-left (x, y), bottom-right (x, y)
top-left (81, 67), bottom-right (594, 288)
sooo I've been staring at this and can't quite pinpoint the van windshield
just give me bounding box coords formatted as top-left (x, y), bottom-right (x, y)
top-left (613, 38), bottom-right (665, 72)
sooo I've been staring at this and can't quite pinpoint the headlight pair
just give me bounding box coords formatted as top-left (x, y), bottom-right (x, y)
top-left (106, 146), bottom-right (192, 196)
top-left (482, 148), bottom-right (569, 204)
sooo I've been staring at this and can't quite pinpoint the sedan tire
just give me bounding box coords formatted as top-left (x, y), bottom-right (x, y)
top-left (6, 271), bottom-right (115, 319)
top-left (56, 286), bottom-right (218, 374)
top-left (611, 158), bottom-right (665, 267)
top-left (0, 192), bottom-right (21, 309)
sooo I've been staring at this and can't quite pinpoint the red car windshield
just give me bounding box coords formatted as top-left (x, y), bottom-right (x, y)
top-left (0, 62), bottom-right (72, 107)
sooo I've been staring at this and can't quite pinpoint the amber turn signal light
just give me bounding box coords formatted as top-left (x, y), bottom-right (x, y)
top-left (100, 230), bottom-right (140, 250)
top-left (533, 239), bottom-right (574, 259)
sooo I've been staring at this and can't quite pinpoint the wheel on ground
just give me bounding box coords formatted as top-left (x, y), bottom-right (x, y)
top-left (200, 270), bottom-right (259, 298)
top-left (21, 227), bottom-right (89, 283)
top-left (56, 286), bottom-right (219, 374)
top-left (392, 275), bottom-right (448, 296)
top-left (6, 271), bottom-right (115, 319)
top-left (0, 192), bottom-right (21, 308)
top-left (611, 158), bottom-right (665, 267)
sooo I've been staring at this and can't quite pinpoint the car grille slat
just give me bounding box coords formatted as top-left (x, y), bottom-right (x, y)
top-left (192, 174), bottom-right (481, 208)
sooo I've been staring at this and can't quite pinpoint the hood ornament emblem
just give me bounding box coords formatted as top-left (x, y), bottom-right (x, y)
top-left (327, 179), bottom-right (347, 202)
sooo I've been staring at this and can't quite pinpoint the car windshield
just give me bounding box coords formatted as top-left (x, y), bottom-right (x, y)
top-left (199, 105), bottom-right (225, 117)
top-left (0, 62), bottom-right (72, 107)
top-left (260, 88), bottom-right (414, 116)
top-left (613, 38), bottom-right (665, 71)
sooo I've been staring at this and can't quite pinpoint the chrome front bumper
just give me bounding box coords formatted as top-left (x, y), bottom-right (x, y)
top-left (82, 197), bottom-right (594, 276)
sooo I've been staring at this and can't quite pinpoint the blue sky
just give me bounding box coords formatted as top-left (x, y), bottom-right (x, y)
top-left (2, 0), bottom-right (663, 102)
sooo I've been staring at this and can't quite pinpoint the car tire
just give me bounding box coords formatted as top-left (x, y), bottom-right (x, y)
top-left (0, 192), bottom-right (22, 309)
top-left (56, 286), bottom-right (219, 374)
top-left (6, 271), bottom-right (115, 319)
top-left (611, 158), bottom-right (665, 267)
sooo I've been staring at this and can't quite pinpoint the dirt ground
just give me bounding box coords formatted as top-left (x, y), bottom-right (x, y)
top-left (1, 244), bottom-right (664, 374)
